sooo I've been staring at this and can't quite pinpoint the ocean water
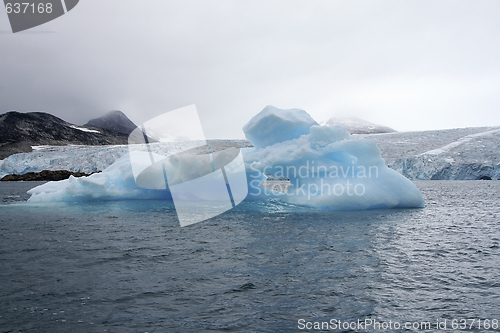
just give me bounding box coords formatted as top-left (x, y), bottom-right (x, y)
top-left (0, 181), bottom-right (499, 332)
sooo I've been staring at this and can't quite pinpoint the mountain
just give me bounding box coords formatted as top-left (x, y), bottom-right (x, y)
top-left (0, 111), bottom-right (130, 159)
top-left (321, 117), bottom-right (396, 134)
top-left (85, 110), bottom-right (138, 135)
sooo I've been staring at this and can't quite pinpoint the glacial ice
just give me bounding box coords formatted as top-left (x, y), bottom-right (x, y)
top-left (26, 141), bottom-right (252, 205)
top-left (243, 105), bottom-right (318, 148)
top-left (0, 141), bottom-right (251, 179)
top-left (243, 108), bottom-right (424, 209)
top-left (5, 125), bottom-right (498, 184)
top-left (27, 105), bottom-right (425, 211)
top-left (0, 145), bottom-right (130, 179)
top-left (389, 129), bottom-right (500, 180)
top-left (366, 127), bottom-right (500, 180)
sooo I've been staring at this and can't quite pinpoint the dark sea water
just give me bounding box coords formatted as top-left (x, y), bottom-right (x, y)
top-left (1, 181), bottom-right (499, 333)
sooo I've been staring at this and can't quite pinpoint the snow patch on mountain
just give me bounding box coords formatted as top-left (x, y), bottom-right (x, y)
top-left (69, 125), bottom-right (101, 133)
top-left (321, 117), bottom-right (396, 134)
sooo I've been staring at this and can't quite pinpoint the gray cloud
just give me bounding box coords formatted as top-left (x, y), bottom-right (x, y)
top-left (1, 0), bottom-right (499, 138)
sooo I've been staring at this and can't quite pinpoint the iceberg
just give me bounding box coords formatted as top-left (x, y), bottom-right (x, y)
top-left (25, 141), bottom-right (250, 203)
top-left (243, 107), bottom-right (424, 209)
top-left (27, 105), bottom-right (424, 211)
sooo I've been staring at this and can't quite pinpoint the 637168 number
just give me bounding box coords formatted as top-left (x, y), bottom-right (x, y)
top-left (5, 2), bottom-right (53, 14)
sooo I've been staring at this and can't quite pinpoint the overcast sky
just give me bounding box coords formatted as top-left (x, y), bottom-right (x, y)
top-left (1, 0), bottom-right (499, 138)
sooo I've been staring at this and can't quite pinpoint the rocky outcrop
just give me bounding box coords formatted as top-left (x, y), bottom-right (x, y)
top-left (1, 169), bottom-right (95, 181)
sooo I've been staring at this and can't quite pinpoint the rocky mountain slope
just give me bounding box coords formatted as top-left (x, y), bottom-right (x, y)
top-left (0, 111), bottom-right (130, 158)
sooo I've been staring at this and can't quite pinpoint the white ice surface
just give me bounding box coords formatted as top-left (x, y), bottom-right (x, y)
top-left (0, 145), bottom-right (130, 178)
top-left (28, 154), bottom-right (172, 202)
top-left (381, 128), bottom-right (500, 180)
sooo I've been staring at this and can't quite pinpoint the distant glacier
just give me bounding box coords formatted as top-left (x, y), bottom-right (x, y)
top-left (0, 127), bottom-right (499, 180)
top-left (0, 140), bottom-right (252, 179)
top-left (362, 127), bottom-right (500, 180)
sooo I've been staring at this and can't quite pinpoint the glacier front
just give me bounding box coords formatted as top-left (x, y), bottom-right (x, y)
top-left (27, 106), bottom-right (424, 210)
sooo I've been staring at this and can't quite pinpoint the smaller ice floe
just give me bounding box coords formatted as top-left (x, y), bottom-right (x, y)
top-left (28, 154), bottom-right (172, 202)
top-left (26, 141), bottom-right (248, 204)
